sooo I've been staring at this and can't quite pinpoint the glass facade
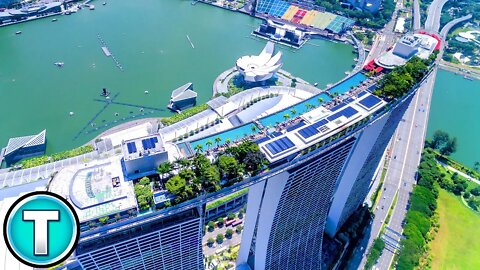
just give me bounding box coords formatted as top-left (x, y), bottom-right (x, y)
top-left (76, 209), bottom-right (204, 270)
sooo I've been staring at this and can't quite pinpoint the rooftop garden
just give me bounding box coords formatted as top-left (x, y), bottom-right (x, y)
top-left (160, 103), bottom-right (209, 126)
top-left (131, 141), bottom-right (268, 212)
top-left (374, 54), bottom-right (436, 99)
top-left (18, 145), bottom-right (94, 169)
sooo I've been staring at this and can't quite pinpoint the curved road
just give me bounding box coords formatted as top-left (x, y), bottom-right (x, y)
top-left (424, 0), bottom-right (449, 32)
top-left (440, 14), bottom-right (473, 38)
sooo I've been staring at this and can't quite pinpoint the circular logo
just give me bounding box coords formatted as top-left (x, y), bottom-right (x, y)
top-left (3, 191), bottom-right (80, 268)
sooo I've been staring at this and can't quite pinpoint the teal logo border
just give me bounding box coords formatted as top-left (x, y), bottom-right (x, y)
top-left (3, 191), bottom-right (80, 268)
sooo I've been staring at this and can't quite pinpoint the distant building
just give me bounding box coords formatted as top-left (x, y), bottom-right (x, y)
top-left (236, 41), bottom-right (282, 83)
top-left (3, 130), bottom-right (46, 166)
top-left (121, 135), bottom-right (169, 179)
top-left (0, 2), bottom-right (63, 24)
top-left (347, 0), bottom-right (382, 13)
top-left (254, 20), bottom-right (307, 48)
top-left (168, 82), bottom-right (197, 111)
top-left (375, 33), bottom-right (439, 69)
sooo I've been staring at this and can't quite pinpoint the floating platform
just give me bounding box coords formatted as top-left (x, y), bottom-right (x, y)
top-left (101, 46), bottom-right (111, 57)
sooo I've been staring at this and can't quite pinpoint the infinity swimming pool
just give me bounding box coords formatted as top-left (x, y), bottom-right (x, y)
top-left (259, 92), bottom-right (332, 127)
top-left (328, 72), bottom-right (367, 95)
top-left (190, 123), bottom-right (259, 151)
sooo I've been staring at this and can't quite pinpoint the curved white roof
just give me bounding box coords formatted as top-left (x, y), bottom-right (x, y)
top-left (236, 42), bottom-right (283, 82)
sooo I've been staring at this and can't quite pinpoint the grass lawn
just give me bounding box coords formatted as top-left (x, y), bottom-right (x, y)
top-left (431, 189), bottom-right (480, 270)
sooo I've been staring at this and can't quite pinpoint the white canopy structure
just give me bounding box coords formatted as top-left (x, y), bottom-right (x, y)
top-left (236, 42), bottom-right (283, 83)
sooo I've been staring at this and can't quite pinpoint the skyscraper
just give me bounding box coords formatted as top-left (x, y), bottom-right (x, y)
top-left (237, 88), bottom-right (416, 269)
top-left (75, 208), bottom-right (204, 270)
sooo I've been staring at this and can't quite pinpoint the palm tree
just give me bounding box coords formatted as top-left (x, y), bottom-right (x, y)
top-left (283, 113), bottom-right (290, 121)
top-left (173, 158), bottom-right (182, 169)
top-left (206, 140), bottom-right (213, 149)
top-left (317, 97), bottom-right (323, 104)
top-left (214, 137), bottom-right (222, 146)
top-left (225, 138), bottom-right (231, 145)
top-left (194, 144), bottom-right (203, 153)
top-left (251, 125), bottom-right (257, 133)
top-left (157, 161), bottom-right (172, 180)
top-left (305, 103), bottom-right (312, 111)
top-left (179, 158), bottom-right (191, 168)
top-left (290, 108), bottom-right (297, 116)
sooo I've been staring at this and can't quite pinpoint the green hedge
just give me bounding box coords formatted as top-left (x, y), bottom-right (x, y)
top-left (365, 237), bottom-right (385, 270)
top-left (396, 150), bottom-right (440, 270)
top-left (160, 104), bottom-right (209, 126)
top-left (20, 145), bottom-right (94, 169)
top-left (206, 189), bottom-right (248, 210)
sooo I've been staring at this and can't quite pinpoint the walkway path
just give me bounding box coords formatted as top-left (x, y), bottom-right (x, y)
top-left (437, 160), bottom-right (480, 186)
top-left (0, 149), bottom-right (115, 189)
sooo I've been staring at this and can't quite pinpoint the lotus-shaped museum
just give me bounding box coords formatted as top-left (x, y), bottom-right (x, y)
top-left (236, 41), bottom-right (283, 83)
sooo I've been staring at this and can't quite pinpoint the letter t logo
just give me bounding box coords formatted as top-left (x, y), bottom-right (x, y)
top-left (23, 210), bottom-right (60, 256)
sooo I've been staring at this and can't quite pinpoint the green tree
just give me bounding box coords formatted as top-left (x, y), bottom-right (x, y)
top-left (206, 140), bottom-right (213, 148)
top-left (214, 137), bottom-right (222, 146)
top-left (202, 165), bottom-right (220, 187)
top-left (139, 176), bottom-right (150, 186)
top-left (471, 187), bottom-right (480, 196)
top-left (165, 175), bottom-right (186, 195)
top-left (157, 162), bottom-right (172, 179)
top-left (225, 138), bottom-right (231, 145)
top-left (208, 221), bottom-right (215, 231)
top-left (207, 237), bottom-right (215, 246)
top-left (218, 155), bottom-right (239, 178)
top-left (225, 228), bottom-right (234, 238)
top-left (283, 113), bottom-right (290, 121)
top-left (317, 97), bottom-right (324, 104)
top-left (216, 234), bottom-right (224, 243)
top-left (194, 144), bottom-right (203, 153)
top-left (244, 150), bottom-right (266, 173)
top-left (440, 137), bottom-right (457, 156)
top-left (236, 225), bottom-right (243, 233)
top-left (430, 130), bottom-right (449, 150)
top-left (227, 213), bottom-right (236, 220)
top-left (290, 108), bottom-right (297, 116)
top-left (217, 217), bottom-right (224, 227)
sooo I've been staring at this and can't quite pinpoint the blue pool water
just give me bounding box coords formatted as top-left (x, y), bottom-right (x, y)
top-left (190, 123), bottom-right (259, 151)
top-left (328, 72), bottom-right (367, 95)
top-left (259, 92), bottom-right (332, 128)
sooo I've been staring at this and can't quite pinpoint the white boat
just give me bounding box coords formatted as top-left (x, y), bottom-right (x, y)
top-left (15, 31), bottom-right (22, 35)
top-left (89, 5), bottom-right (95, 10)
top-left (102, 2), bottom-right (107, 5)
top-left (54, 62), bottom-right (64, 67)
top-left (52, 18), bottom-right (57, 22)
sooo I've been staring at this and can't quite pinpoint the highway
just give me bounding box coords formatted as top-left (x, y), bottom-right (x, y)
top-left (424, 0), bottom-right (449, 32)
top-left (364, 0), bottom-right (404, 64)
top-left (413, 0), bottom-right (421, 30)
top-left (374, 68), bottom-right (437, 269)
top-left (353, 69), bottom-right (437, 269)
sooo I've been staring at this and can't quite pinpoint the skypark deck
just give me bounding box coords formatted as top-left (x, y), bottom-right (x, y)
top-left (258, 91), bottom-right (386, 162)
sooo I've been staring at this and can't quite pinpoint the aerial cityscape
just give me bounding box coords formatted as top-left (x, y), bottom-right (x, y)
top-left (0, 0), bottom-right (479, 269)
